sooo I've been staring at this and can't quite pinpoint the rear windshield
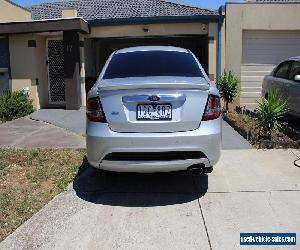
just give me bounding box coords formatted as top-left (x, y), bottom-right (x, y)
top-left (103, 50), bottom-right (204, 79)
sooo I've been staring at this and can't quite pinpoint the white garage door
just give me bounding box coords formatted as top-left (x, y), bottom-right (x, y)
top-left (241, 31), bottom-right (300, 109)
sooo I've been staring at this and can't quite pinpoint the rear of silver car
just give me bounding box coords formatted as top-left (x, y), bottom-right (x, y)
top-left (86, 47), bottom-right (221, 173)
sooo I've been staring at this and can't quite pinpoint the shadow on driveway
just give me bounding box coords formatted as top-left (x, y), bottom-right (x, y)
top-left (73, 157), bottom-right (208, 207)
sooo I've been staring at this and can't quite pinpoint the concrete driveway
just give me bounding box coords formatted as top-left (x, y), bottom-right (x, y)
top-left (30, 109), bottom-right (86, 135)
top-left (1, 146), bottom-right (300, 248)
top-left (0, 117), bottom-right (85, 149)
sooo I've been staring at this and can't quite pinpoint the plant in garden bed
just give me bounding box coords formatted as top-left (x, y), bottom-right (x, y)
top-left (223, 109), bottom-right (300, 148)
top-left (216, 70), bottom-right (239, 112)
top-left (256, 89), bottom-right (287, 140)
top-left (0, 90), bottom-right (35, 122)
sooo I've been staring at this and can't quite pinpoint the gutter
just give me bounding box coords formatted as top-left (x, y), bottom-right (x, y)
top-left (217, 5), bottom-right (225, 80)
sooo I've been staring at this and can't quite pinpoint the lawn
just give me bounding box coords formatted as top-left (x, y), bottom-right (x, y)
top-left (0, 148), bottom-right (86, 241)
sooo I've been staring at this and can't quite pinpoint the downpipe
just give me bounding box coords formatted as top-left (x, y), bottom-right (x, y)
top-left (216, 5), bottom-right (225, 80)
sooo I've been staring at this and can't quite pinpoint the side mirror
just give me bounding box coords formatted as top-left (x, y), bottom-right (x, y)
top-left (294, 75), bottom-right (300, 82)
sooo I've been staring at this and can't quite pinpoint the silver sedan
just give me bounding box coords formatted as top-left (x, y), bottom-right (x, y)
top-left (262, 57), bottom-right (300, 117)
top-left (86, 46), bottom-right (221, 173)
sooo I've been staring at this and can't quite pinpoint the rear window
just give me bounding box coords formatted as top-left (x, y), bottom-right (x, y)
top-left (103, 50), bottom-right (204, 79)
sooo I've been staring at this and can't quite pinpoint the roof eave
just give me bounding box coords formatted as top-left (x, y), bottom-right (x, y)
top-left (0, 18), bottom-right (90, 35)
top-left (89, 15), bottom-right (220, 26)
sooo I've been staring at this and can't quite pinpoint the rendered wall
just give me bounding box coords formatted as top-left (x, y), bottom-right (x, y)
top-left (89, 22), bottom-right (208, 38)
top-left (225, 3), bottom-right (300, 77)
top-left (0, 0), bottom-right (31, 23)
top-left (9, 34), bottom-right (48, 109)
top-left (9, 79), bottom-right (40, 109)
top-left (225, 3), bottom-right (300, 107)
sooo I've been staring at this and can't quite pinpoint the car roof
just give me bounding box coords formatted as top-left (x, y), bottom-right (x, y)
top-left (115, 46), bottom-right (189, 54)
top-left (286, 56), bottom-right (300, 62)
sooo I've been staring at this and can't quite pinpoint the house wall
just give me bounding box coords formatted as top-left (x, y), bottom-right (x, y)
top-left (0, 0), bottom-right (31, 94)
top-left (0, 0), bottom-right (31, 23)
top-left (6, 21), bottom-right (220, 109)
top-left (225, 3), bottom-right (300, 79)
top-left (9, 34), bottom-right (48, 109)
top-left (88, 22), bottom-right (219, 81)
top-left (225, 3), bottom-right (300, 108)
top-left (89, 22), bottom-right (208, 38)
top-left (9, 32), bottom-right (85, 110)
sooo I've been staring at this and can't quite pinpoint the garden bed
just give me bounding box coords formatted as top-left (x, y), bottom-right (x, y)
top-left (223, 111), bottom-right (300, 149)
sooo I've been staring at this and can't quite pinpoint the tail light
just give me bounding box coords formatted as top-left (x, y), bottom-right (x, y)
top-left (202, 95), bottom-right (221, 121)
top-left (86, 97), bottom-right (107, 123)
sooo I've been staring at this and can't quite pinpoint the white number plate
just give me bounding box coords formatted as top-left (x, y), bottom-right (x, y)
top-left (137, 104), bottom-right (172, 120)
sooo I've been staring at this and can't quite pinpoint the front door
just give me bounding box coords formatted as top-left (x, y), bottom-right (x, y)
top-left (47, 39), bottom-right (65, 104)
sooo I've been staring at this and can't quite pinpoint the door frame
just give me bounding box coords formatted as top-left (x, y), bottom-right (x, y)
top-left (46, 37), bottom-right (66, 105)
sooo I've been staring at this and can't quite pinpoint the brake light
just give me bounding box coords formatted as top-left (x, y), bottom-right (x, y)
top-left (86, 97), bottom-right (107, 123)
top-left (202, 95), bottom-right (221, 121)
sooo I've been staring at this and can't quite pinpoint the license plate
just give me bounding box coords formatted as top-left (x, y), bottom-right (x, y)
top-left (136, 104), bottom-right (172, 120)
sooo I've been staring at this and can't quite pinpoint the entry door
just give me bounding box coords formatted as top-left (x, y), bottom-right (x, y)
top-left (47, 39), bottom-right (65, 104)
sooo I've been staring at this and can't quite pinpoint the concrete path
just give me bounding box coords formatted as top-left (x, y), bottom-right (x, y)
top-left (0, 117), bottom-right (85, 149)
top-left (221, 120), bottom-right (252, 150)
top-left (30, 109), bottom-right (86, 135)
top-left (1, 148), bottom-right (299, 250)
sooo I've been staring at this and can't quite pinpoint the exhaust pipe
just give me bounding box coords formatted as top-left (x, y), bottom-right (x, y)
top-left (187, 164), bottom-right (205, 175)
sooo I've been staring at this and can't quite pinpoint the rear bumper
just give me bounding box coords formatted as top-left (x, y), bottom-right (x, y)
top-left (86, 118), bottom-right (221, 173)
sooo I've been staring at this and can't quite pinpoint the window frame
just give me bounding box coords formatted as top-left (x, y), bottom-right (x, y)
top-left (273, 60), bottom-right (292, 80)
top-left (288, 60), bottom-right (300, 81)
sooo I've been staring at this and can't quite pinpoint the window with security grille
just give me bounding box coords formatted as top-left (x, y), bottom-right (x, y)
top-left (48, 40), bottom-right (65, 103)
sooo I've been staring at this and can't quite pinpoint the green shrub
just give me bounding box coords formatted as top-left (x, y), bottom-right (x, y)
top-left (256, 89), bottom-right (287, 138)
top-left (216, 70), bottom-right (239, 111)
top-left (0, 90), bottom-right (35, 122)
